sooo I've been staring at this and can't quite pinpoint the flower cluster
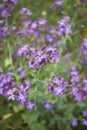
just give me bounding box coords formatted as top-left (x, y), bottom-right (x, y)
top-left (16, 44), bottom-right (60, 69)
top-left (0, 67), bottom-right (35, 109)
top-left (57, 16), bottom-right (72, 36)
top-left (72, 110), bottom-right (87, 127)
top-left (46, 76), bottom-right (69, 96)
top-left (70, 67), bottom-right (84, 103)
top-left (0, 0), bottom-right (17, 41)
top-left (70, 67), bottom-right (79, 87)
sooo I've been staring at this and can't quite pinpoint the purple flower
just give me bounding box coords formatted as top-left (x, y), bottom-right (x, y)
top-left (72, 87), bottom-right (79, 96)
top-left (80, 0), bottom-right (86, 3)
top-left (17, 44), bottom-right (29, 56)
top-left (25, 102), bottom-right (35, 109)
top-left (38, 18), bottom-right (47, 25)
top-left (74, 91), bottom-right (83, 103)
top-left (72, 119), bottom-right (78, 127)
top-left (51, 0), bottom-right (64, 10)
top-left (44, 102), bottom-right (53, 109)
top-left (46, 76), bottom-right (68, 96)
top-left (80, 38), bottom-right (87, 55)
top-left (0, 20), bottom-right (4, 24)
top-left (71, 67), bottom-right (79, 85)
top-left (7, 88), bottom-right (17, 100)
top-left (16, 44), bottom-right (60, 69)
top-left (82, 111), bottom-right (87, 117)
top-left (82, 119), bottom-right (87, 126)
top-left (82, 79), bottom-right (87, 94)
top-left (56, 16), bottom-right (72, 36)
top-left (24, 80), bottom-right (30, 88)
top-left (53, 87), bottom-right (64, 96)
top-left (17, 68), bottom-right (26, 79)
top-left (52, 76), bottom-right (64, 85)
top-left (0, 67), bottom-right (3, 73)
top-left (3, 0), bottom-right (18, 4)
top-left (45, 34), bottom-right (55, 43)
top-left (0, 72), bottom-right (16, 97)
top-left (0, 26), bottom-right (8, 39)
top-left (20, 8), bottom-right (32, 16)
top-left (18, 83), bottom-right (30, 93)
top-left (16, 91), bottom-right (27, 104)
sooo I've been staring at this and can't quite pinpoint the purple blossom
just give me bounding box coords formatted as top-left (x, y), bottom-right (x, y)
top-left (45, 34), bottom-right (55, 43)
top-left (17, 68), bottom-right (26, 79)
top-left (72, 119), bottom-right (78, 127)
top-left (16, 44), bottom-right (60, 69)
top-left (0, 72), bottom-right (16, 96)
top-left (82, 119), bottom-right (87, 126)
top-left (46, 76), bottom-right (69, 96)
top-left (0, 20), bottom-right (4, 24)
top-left (25, 102), bottom-right (35, 109)
top-left (80, 0), bottom-right (86, 3)
top-left (16, 91), bottom-right (27, 104)
top-left (80, 38), bottom-right (87, 55)
top-left (70, 67), bottom-right (79, 86)
top-left (20, 8), bottom-right (32, 16)
top-left (17, 44), bottom-right (29, 56)
top-left (24, 80), bottom-right (30, 88)
top-left (82, 111), bottom-right (87, 117)
top-left (0, 26), bottom-right (8, 39)
top-left (57, 16), bottom-right (72, 36)
top-left (82, 79), bottom-right (87, 94)
top-left (0, 67), bottom-right (3, 73)
top-left (53, 87), bottom-right (64, 96)
top-left (38, 18), bottom-right (47, 25)
top-left (74, 91), bottom-right (83, 103)
top-left (44, 102), bottom-right (53, 109)
top-left (51, 0), bottom-right (64, 10)
top-left (7, 88), bottom-right (17, 100)
top-left (3, 0), bottom-right (18, 4)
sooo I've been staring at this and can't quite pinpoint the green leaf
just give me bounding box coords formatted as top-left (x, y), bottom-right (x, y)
top-left (31, 123), bottom-right (45, 130)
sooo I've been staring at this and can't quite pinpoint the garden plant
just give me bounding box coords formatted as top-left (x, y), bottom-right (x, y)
top-left (0, 0), bottom-right (87, 130)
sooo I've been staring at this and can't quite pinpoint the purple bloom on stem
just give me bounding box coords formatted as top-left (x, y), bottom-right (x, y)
top-left (44, 102), bottom-right (53, 109)
top-left (80, 0), bottom-right (85, 3)
top-left (16, 91), bottom-right (27, 104)
top-left (38, 18), bottom-right (47, 25)
top-left (71, 67), bottom-right (79, 86)
top-left (3, 0), bottom-right (17, 4)
top-left (83, 79), bottom-right (87, 94)
top-left (57, 16), bottom-right (72, 36)
top-left (83, 119), bottom-right (87, 126)
top-left (53, 87), bottom-right (64, 96)
top-left (0, 26), bottom-right (8, 39)
top-left (51, 0), bottom-right (64, 10)
top-left (0, 67), bottom-right (3, 73)
top-left (45, 34), bottom-right (55, 43)
top-left (74, 91), bottom-right (83, 103)
top-left (82, 111), bottom-right (87, 117)
top-left (72, 119), bottom-right (78, 127)
top-left (25, 102), bottom-right (35, 109)
top-left (17, 44), bottom-right (29, 56)
top-left (20, 8), bottom-right (32, 16)
top-left (52, 76), bottom-right (64, 85)
top-left (80, 38), bottom-right (87, 55)
top-left (0, 20), bottom-right (4, 24)
top-left (24, 80), bottom-right (30, 88)
top-left (7, 88), bottom-right (17, 100)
